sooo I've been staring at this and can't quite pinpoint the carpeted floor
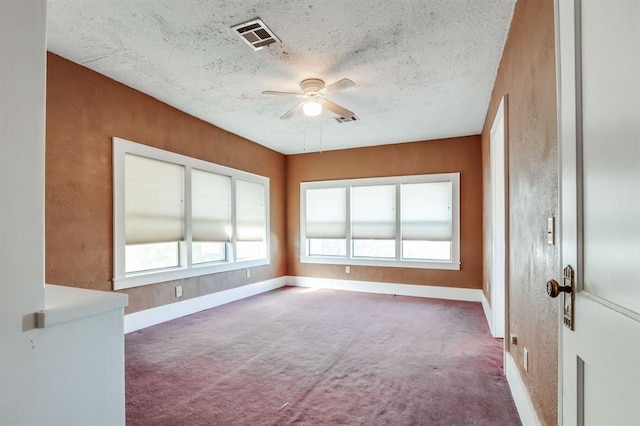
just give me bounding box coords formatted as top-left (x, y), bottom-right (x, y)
top-left (125, 286), bottom-right (521, 425)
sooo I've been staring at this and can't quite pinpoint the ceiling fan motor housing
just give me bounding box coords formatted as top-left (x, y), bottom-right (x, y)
top-left (300, 78), bottom-right (325, 94)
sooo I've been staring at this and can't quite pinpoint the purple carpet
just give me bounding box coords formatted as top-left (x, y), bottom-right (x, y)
top-left (125, 286), bottom-right (521, 425)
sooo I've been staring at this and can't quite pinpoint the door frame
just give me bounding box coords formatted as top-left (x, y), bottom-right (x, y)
top-left (553, 1), bottom-right (565, 422)
top-left (489, 95), bottom-right (509, 341)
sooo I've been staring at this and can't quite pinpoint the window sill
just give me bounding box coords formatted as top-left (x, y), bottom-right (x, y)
top-left (300, 256), bottom-right (461, 271)
top-left (113, 257), bottom-right (271, 290)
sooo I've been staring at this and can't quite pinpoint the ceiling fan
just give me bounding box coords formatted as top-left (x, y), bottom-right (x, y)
top-left (263, 78), bottom-right (356, 120)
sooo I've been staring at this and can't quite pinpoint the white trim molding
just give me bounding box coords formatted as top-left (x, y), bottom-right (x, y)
top-left (287, 276), bottom-right (483, 302)
top-left (481, 292), bottom-right (494, 335)
top-left (124, 277), bottom-right (286, 333)
top-left (126, 277), bottom-right (487, 333)
top-left (505, 351), bottom-right (542, 426)
top-left (124, 276), bottom-right (516, 421)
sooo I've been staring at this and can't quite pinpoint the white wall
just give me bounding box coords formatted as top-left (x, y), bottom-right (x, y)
top-left (35, 309), bottom-right (126, 424)
top-left (0, 1), bottom-right (48, 422)
top-left (0, 2), bottom-right (126, 424)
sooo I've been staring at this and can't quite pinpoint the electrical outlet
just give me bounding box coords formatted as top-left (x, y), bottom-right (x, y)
top-left (175, 285), bottom-right (183, 298)
top-left (246, 269), bottom-right (251, 278)
top-left (510, 335), bottom-right (518, 345)
top-left (524, 347), bottom-right (529, 373)
top-left (345, 266), bottom-right (350, 274)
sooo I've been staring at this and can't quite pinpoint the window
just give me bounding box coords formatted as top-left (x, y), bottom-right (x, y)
top-left (300, 173), bottom-right (460, 270)
top-left (305, 187), bottom-right (347, 256)
top-left (113, 137), bottom-right (270, 289)
top-left (400, 181), bottom-right (453, 262)
top-left (235, 179), bottom-right (267, 260)
top-left (351, 184), bottom-right (396, 258)
top-left (124, 155), bottom-right (185, 273)
top-left (191, 169), bottom-right (231, 264)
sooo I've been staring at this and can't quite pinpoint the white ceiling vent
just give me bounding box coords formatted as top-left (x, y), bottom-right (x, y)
top-left (334, 115), bottom-right (359, 123)
top-left (231, 18), bottom-right (280, 51)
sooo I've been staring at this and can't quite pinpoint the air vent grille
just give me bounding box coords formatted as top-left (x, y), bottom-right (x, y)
top-left (231, 18), bottom-right (280, 51)
top-left (334, 115), bottom-right (359, 123)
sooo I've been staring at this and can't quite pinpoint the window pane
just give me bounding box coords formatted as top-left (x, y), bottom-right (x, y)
top-left (192, 169), bottom-right (231, 242)
top-left (308, 239), bottom-right (346, 257)
top-left (236, 179), bottom-right (266, 242)
top-left (351, 185), bottom-right (396, 239)
top-left (401, 181), bottom-right (452, 241)
top-left (125, 154), bottom-right (184, 244)
top-left (236, 241), bottom-right (266, 260)
top-left (125, 242), bottom-right (180, 273)
top-left (402, 241), bottom-right (451, 261)
top-left (192, 242), bottom-right (226, 264)
top-left (306, 187), bottom-right (347, 239)
top-left (352, 240), bottom-right (395, 258)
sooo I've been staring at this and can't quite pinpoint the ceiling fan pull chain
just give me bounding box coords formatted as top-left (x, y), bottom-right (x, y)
top-left (320, 113), bottom-right (323, 153)
top-left (303, 113), bottom-right (307, 151)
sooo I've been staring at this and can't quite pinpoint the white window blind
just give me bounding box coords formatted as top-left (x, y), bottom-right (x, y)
top-left (351, 185), bottom-right (396, 239)
top-left (191, 169), bottom-right (232, 242)
top-left (236, 179), bottom-right (266, 242)
top-left (401, 181), bottom-right (452, 241)
top-left (124, 154), bottom-right (184, 244)
top-left (306, 187), bottom-right (346, 239)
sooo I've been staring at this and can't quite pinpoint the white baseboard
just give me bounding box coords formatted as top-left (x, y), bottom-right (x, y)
top-left (481, 292), bottom-right (494, 335)
top-left (505, 351), bottom-right (542, 426)
top-left (124, 277), bottom-right (287, 333)
top-left (125, 276), bottom-right (484, 333)
top-left (286, 276), bottom-right (483, 302)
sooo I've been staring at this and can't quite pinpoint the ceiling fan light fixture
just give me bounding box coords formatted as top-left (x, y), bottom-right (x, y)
top-left (263, 78), bottom-right (355, 120)
top-left (303, 100), bottom-right (322, 117)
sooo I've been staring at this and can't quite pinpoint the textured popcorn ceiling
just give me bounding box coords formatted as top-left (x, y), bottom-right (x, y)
top-left (47, 0), bottom-right (515, 155)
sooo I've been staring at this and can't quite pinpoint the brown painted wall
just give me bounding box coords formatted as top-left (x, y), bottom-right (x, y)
top-left (481, 0), bottom-right (558, 424)
top-left (45, 53), bottom-right (287, 314)
top-left (286, 136), bottom-right (483, 289)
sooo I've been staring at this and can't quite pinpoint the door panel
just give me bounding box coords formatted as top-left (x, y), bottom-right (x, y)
top-left (557, 0), bottom-right (640, 424)
top-left (581, 0), bottom-right (640, 312)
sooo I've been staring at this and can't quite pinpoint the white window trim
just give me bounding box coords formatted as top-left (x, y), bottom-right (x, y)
top-left (113, 137), bottom-right (270, 290)
top-left (300, 173), bottom-right (460, 270)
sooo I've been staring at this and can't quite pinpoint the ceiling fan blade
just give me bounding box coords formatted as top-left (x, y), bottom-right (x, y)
top-left (280, 101), bottom-right (304, 120)
top-left (321, 100), bottom-right (355, 118)
top-left (262, 90), bottom-right (305, 98)
top-left (321, 78), bottom-right (355, 95)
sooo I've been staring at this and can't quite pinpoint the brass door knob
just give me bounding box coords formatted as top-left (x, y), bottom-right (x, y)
top-left (546, 279), bottom-right (572, 298)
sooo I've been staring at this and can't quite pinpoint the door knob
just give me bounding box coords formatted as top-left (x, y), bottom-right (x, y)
top-left (546, 279), bottom-right (572, 298)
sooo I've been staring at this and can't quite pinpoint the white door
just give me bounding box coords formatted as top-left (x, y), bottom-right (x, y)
top-left (556, 1), bottom-right (640, 425)
top-left (490, 96), bottom-right (507, 339)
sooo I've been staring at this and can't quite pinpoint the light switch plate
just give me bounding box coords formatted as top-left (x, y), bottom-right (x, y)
top-left (547, 217), bottom-right (555, 245)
